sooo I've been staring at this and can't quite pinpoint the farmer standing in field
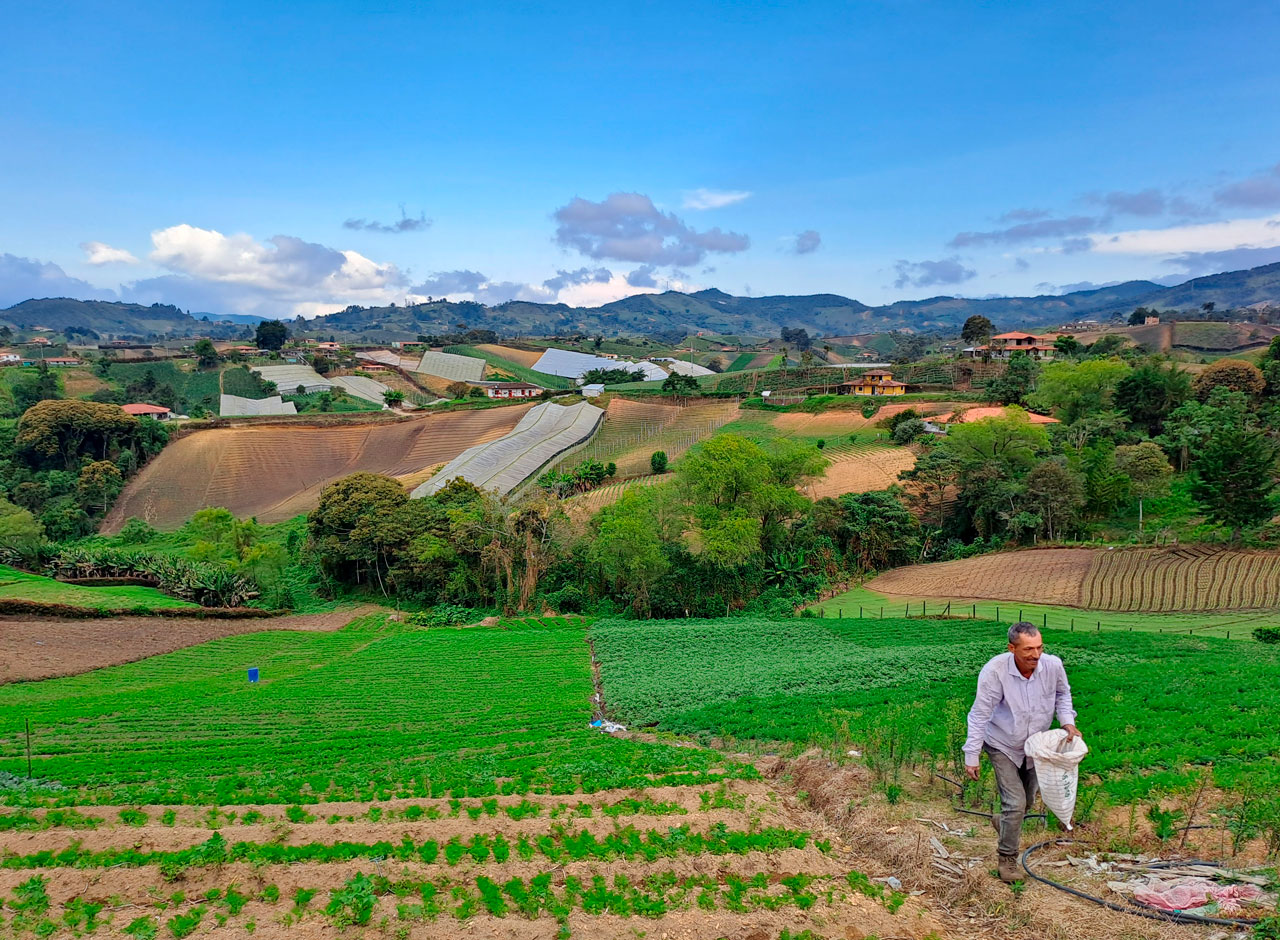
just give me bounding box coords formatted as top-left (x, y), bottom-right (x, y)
top-left (964, 621), bottom-right (1081, 883)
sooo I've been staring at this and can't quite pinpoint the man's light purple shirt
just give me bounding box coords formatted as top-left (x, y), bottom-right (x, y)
top-left (963, 652), bottom-right (1076, 768)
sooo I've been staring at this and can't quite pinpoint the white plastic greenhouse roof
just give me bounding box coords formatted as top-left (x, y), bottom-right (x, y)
top-left (414, 350), bottom-right (485, 382)
top-left (412, 401), bottom-right (604, 498)
top-left (532, 348), bottom-right (667, 382)
top-left (330, 375), bottom-right (390, 405)
top-left (219, 394), bottom-right (298, 416)
top-left (357, 350), bottom-right (420, 369)
top-left (251, 364), bottom-right (333, 394)
top-left (655, 358), bottom-right (714, 377)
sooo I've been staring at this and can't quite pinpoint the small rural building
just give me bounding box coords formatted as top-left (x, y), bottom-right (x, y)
top-left (314, 341), bottom-right (342, 352)
top-left (840, 369), bottom-right (907, 396)
top-left (0, 353), bottom-right (20, 365)
top-left (471, 380), bottom-right (542, 400)
top-left (580, 383), bottom-right (605, 398)
top-left (27, 337), bottom-right (51, 346)
top-left (43, 357), bottom-right (83, 367)
top-left (122, 403), bottom-right (173, 421)
top-left (967, 331), bottom-right (1062, 360)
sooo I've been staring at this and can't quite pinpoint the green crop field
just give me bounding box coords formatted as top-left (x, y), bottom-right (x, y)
top-left (442, 345), bottom-right (575, 389)
top-left (0, 565), bottom-right (195, 611)
top-left (105, 360), bottom-right (222, 413)
top-left (725, 352), bottom-right (756, 371)
top-left (592, 616), bottom-right (1280, 800)
top-left (0, 616), bottom-right (747, 805)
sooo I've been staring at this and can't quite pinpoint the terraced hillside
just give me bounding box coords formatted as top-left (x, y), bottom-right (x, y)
top-left (866, 546), bottom-right (1280, 612)
top-left (563, 398), bottom-right (740, 477)
top-left (102, 407), bottom-right (533, 531)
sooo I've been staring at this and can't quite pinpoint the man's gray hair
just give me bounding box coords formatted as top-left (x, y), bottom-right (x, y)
top-left (1008, 621), bottom-right (1041, 644)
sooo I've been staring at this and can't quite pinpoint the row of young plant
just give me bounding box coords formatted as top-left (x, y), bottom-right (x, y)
top-left (0, 823), bottom-right (813, 873)
top-left (0, 793), bottom-right (709, 832)
top-left (44, 544), bottom-right (257, 608)
top-left (1, 868), bottom-right (905, 938)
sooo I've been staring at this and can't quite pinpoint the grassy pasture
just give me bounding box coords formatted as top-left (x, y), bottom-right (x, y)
top-left (592, 616), bottom-right (1280, 800)
top-left (811, 583), bottom-right (1275, 640)
top-left (0, 564), bottom-right (195, 611)
top-left (0, 616), bottom-right (746, 805)
top-left (106, 360), bottom-right (221, 413)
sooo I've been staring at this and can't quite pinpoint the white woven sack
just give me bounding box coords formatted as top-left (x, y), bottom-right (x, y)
top-left (1024, 728), bottom-right (1088, 830)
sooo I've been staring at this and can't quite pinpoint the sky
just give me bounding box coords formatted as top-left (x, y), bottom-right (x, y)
top-left (4, 0), bottom-right (1280, 319)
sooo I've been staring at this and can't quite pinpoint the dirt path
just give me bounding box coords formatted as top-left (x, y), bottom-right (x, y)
top-left (0, 605), bottom-right (380, 684)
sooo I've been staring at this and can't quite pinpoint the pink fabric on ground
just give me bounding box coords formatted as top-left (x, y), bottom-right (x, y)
top-left (1132, 878), bottom-right (1265, 914)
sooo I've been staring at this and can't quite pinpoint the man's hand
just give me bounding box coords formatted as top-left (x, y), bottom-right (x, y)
top-left (1062, 723), bottom-right (1082, 742)
top-left (964, 763), bottom-right (980, 781)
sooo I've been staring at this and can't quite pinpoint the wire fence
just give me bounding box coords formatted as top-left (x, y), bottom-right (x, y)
top-left (809, 597), bottom-right (1266, 640)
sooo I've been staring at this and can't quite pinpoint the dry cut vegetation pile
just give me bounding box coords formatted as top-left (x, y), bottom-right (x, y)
top-left (102, 407), bottom-right (533, 531)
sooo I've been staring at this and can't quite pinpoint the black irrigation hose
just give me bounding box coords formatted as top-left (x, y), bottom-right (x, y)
top-left (934, 771), bottom-right (1047, 821)
top-left (1020, 839), bottom-right (1265, 928)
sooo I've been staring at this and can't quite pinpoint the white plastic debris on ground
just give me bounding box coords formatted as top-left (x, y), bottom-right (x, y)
top-left (411, 401), bottom-right (604, 497)
top-left (590, 719), bottom-right (627, 733)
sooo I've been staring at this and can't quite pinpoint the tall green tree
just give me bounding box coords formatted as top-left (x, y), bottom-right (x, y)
top-left (255, 320), bottom-right (289, 351)
top-left (961, 315), bottom-right (994, 346)
top-left (940, 408), bottom-right (1050, 469)
top-left (1190, 426), bottom-right (1278, 539)
top-left (1114, 362), bottom-right (1191, 436)
top-left (983, 350), bottom-right (1038, 405)
top-left (1023, 458), bottom-right (1086, 541)
top-left (1114, 441), bottom-right (1173, 536)
top-left (1031, 358), bottom-right (1131, 424)
top-left (193, 338), bottom-right (220, 368)
top-left (12, 362), bottom-right (62, 413)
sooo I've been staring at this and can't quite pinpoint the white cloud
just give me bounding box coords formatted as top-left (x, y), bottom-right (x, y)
top-left (1088, 213), bottom-right (1280, 255)
top-left (681, 188), bottom-right (752, 210)
top-left (80, 241), bottom-right (138, 265)
top-left (144, 224), bottom-right (408, 315)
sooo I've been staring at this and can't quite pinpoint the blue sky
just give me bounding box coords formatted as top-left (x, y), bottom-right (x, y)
top-left (4, 0), bottom-right (1280, 317)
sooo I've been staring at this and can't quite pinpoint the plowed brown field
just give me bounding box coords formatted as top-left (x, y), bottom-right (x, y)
top-left (0, 606), bottom-right (377, 684)
top-left (803, 446), bottom-right (916, 500)
top-left (103, 407), bottom-right (533, 531)
top-left (1082, 546), bottom-right (1280, 611)
top-left (868, 549), bottom-right (1097, 606)
top-left (768, 400), bottom-right (960, 436)
top-left (474, 343), bottom-right (545, 367)
top-left (867, 545), bottom-right (1280, 612)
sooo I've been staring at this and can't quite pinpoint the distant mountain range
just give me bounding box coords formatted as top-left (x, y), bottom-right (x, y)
top-left (5, 262), bottom-right (1280, 341)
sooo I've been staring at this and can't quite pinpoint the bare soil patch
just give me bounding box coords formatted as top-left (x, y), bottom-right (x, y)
top-left (474, 343), bottom-right (545, 368)
top-left (867, 549), bottom-right (1098, 606)
top-left (0, 606), bottom-right (378, 684)
top-left (803, 447), bottom-right (917, 500)
top-left (769, 400), bottom-right (961, 436)
top-left (103, 406), bottom-right (533, 531)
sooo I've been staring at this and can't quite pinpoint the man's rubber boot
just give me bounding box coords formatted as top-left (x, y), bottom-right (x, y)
top-left (990, 814), bottom-right (999, 835)
top-left (998, 854), bottom-right (1020, 883)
